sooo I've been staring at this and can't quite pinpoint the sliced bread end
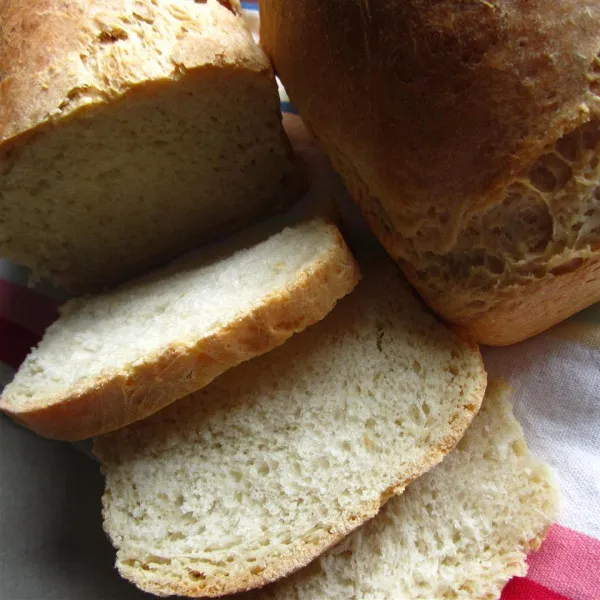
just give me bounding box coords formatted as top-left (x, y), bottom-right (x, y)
top-left (1, 219), bottom-right (359, 440)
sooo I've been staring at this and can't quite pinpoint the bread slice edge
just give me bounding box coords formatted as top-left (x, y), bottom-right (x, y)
top-left (1, 221), bottom-right (360, 440)
top-left (104, 359), bottom-right (486, 597)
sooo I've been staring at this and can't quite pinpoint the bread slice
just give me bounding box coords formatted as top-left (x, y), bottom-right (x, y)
top-left (0, 0), bottom-right (299, 293)
top-left (246, 380), bottom-right (561, 600)
top-left (0, 219), bottom-right (359, 440)
top-left (94, 249), bottom-right (486, 598)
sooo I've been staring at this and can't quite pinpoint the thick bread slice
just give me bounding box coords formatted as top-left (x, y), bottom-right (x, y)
top-left (0, 0), bottom-right (299, 293)
top-left (247, 380), bottom-right (561, 600)
top-left (94, 249), bottom-right (486, 598)
top-left (0, 219), bottom-right (358, 440)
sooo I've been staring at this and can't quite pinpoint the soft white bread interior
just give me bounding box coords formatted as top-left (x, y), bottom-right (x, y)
top-left (0, 218), bottom-right (358, 440)
top-left (94, 244), bottom-right (486, 598)
top-left (246, 380), bottom-right (560, 600)
top-left (0, 0), bottom-right (299, 293)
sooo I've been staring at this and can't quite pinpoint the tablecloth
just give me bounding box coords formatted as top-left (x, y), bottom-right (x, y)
top-left (1, 3), bottom-right (598, 599)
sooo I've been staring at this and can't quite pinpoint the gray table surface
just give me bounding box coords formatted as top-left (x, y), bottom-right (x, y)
top-left (0, 415), bottom-right (152, 600)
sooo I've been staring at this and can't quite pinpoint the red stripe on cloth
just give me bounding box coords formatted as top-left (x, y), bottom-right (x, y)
top-left (526, 524), bottom-right (600, 600)
top-left (502, 577), bottom-right (571, 600)
top-left (0, 317), bottom-right (40, 369)
top-left (0, 280), bottom-right (59, 334)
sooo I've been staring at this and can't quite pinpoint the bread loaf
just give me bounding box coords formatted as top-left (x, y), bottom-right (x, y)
top-left (0, 219), bottom-right (358, 440)
top-left (94, 247), bottom-right (485, 598)
top-left (0, 0), bottom-right (299, 293)
top-left (245, 381), bottom-right (560, 600)
top-left (260, 0), bottom-right (600, 345)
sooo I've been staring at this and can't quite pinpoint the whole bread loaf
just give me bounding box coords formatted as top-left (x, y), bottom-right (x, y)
top-left (0, 0), bottom-right (299, 293)
top-left (245, 381), bottom-right (560, 600)
top-left (260, 0), bottom-right (600, 345)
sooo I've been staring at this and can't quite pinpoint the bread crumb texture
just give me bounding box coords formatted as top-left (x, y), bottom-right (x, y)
top-left (0, 0), bottom-right (297, 292)
top-left (95, 252), bottom-right (485, 597)
top-left (1, 220), bottom-right (358, 439)
top-left (411, 117), bottom-right (600, 309)
top-left (245, 380), bottom-right (560, 600)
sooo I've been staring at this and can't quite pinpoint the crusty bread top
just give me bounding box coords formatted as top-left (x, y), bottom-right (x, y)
top-left (0, 0), bottom-right (267, 144)
top-left (261, 0), bottom-right (599, 253)
top-left (95, 246), bottom-right (485, 598)
top-left (260, 0), bottom-right (600, 345)
top-left (244, 380), bottom-right (560, 600)
top-left (0, 219), bottom-right (359, 440)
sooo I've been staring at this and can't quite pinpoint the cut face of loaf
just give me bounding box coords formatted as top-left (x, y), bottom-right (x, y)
top-left (0, 0), bottom-right (298, 293)
top-left (94, 249), bottom-right (486, 598)
top-left (0, 219), bottom-right (359, 440)
top-left (247, 381), bottom-right (561, 600)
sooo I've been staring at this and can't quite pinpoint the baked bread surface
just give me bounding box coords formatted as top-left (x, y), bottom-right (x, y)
top-left (0, 219), bottom-right (359, 440)
top-left (95, 247), bottom-right (486, 597)
top-left (260, 0), bottom-right (600, 345)
top-left (244, 381), bottom-right (560, 600)
top-left (0, 0), bottom-right (299, 292)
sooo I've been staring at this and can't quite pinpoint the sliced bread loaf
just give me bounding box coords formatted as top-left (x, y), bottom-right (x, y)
top-left (247, 380), bottom-right (561, 600)
top-left (0, 219), bottom-right (358, 440)
top-left (94, 248), bottom-right (486, 598)
top-left (0, 0), bottom-right (299, 292)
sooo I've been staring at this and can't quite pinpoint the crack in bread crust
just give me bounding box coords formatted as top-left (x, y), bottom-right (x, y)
top-left (260, 0), bottom-right (600, 345)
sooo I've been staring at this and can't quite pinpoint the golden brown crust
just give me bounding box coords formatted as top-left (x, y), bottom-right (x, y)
top-left (0, 0), bottom-right (267, 145)
top-left (0, 0), bottom-right (298, 294)
top-left (435, 254), bottom-right (600, 346)
top-left (260, 0), bottom-right (600, 346)
top-left (101, 353), bottom-right (486, 598)
top-left (261, 0), bottom-right (599, 249)
top-left (330, 146), bottom-right (600, 347)
top-left (2, 224), bottom-right (360, 440)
